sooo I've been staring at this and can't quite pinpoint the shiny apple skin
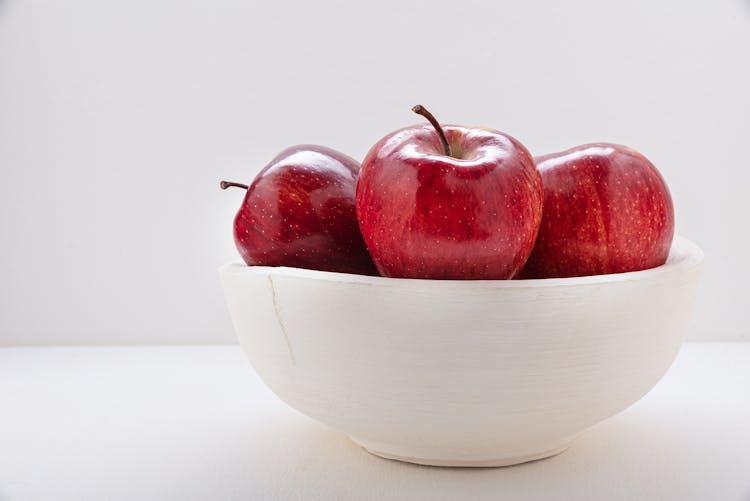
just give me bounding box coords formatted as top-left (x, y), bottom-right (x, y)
top-left (356, 125), bottom-right (543, 280)
top-left (233, 145), bottom-right (377, 275)
top-left (520, 143), bottom-right (674, 279)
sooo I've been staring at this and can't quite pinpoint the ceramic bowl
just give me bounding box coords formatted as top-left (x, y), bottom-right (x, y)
top-left (220, 236), bottom-right (703, 467)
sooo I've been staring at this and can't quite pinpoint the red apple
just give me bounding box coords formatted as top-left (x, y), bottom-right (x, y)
top-left (520, 143), bottom-right (674, 278)
top-left (356, 105), bottom-right (543, 279)
top-left (221, 145), bottom-right (377, 275)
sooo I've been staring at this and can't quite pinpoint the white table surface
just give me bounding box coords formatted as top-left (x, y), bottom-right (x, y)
top-left (1, 343), bottom-right (749, 501)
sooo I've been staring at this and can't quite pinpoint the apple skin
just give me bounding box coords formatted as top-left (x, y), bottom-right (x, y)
top-left (232, 145), bottom-right (377, 275)
top-left (356, 125), bottom-right (543, 279)
top-left (519, 143), bottom-right (674, 279)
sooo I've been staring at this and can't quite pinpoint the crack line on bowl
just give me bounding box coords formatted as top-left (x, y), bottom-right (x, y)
top-left (268, 275), bottom-right (297, 366)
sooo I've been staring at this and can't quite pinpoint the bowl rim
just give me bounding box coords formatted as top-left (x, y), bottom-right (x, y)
top-left (219, 235), bottom-right (703, 289)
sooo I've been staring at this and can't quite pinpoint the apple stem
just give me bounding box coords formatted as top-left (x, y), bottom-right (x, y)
top-left (412, 104), bottom-right (452, 157)
top-left (219, 180), bottom-right (249, 190)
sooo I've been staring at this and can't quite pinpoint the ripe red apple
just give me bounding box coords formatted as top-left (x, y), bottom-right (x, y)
top-left (356, 105), bottom-right (543, 280)
top-left (221, 145), bottom-right (377, 275)
top-left (520, 143), bottom-right (674, 279)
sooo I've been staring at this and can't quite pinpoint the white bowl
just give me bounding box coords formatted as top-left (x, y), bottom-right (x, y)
top-left (220, 236), bottom-right (703, 467)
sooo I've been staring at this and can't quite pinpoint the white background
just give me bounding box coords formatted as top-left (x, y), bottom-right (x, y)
top-left (1, 0), bottom-right (748, 345)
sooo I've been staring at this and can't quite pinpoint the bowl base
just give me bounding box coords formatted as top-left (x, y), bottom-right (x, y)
top-left (350, 436), bottom-right (574, 467)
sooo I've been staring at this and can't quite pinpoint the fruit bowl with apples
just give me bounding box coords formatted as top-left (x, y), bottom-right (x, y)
top-left (219, 106), bottom-right (703, 467)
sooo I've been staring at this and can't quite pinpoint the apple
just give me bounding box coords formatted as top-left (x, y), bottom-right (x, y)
top-left (520, 143), bottom-right (674, 278)
top-left (221, 145), bottom-right (377, 275)
top-left (356, 105), bottom-right (543, 279)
